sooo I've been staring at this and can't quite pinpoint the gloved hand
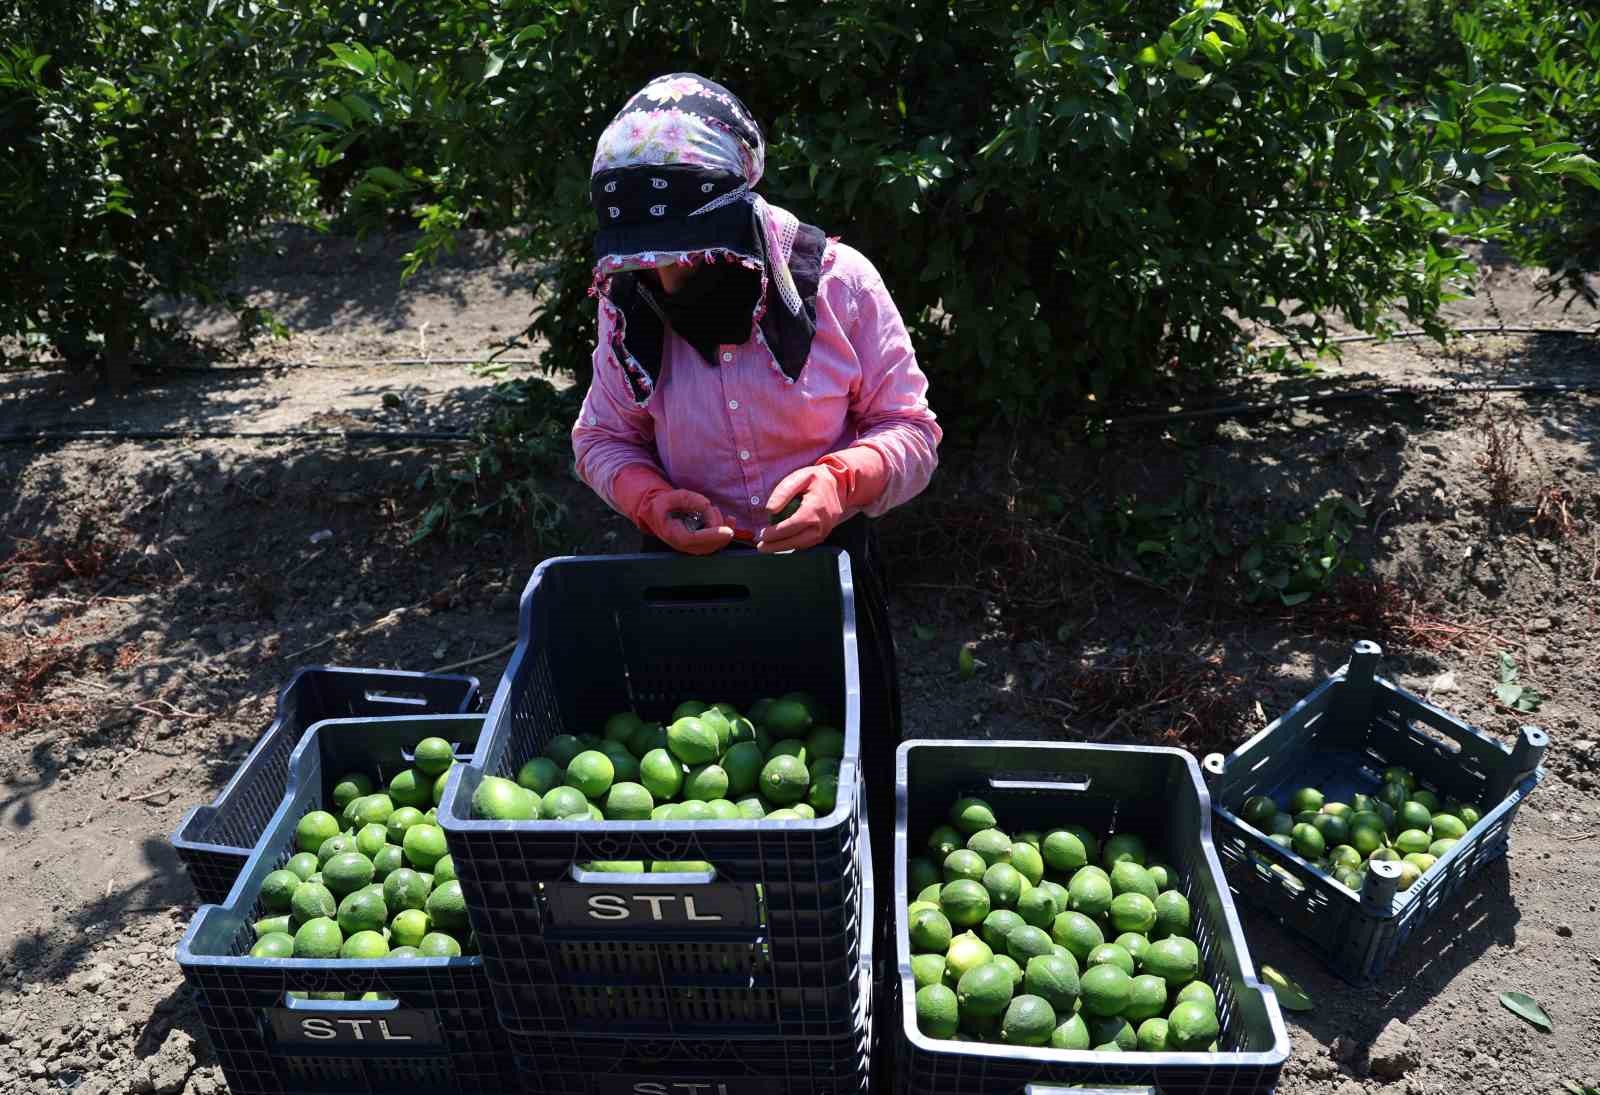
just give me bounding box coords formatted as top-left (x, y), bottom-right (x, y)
top-left (758, 447), bottom-right (889, 553)
top-left (612, 465), bottom-right (734, 555)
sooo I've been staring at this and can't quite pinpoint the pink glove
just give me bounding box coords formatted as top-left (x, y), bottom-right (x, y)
top-left (612, 464), bottom-right (735, 556)
top-left (758, 447), bottom-right (889, 553)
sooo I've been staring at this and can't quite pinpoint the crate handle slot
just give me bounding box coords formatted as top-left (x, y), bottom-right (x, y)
top-left (569, 863), bottom-right (719, 886)
top-left (1028, 1087), bottom-right (1156, 1095)
top-left (641, 583), bottom-right (751, 605)
top-left (989, 775), bottom-right (1091, 793)
top-left (281, 993), bottom-right (401, 1015)
top-left (362, 690), bottom-right (430, 707)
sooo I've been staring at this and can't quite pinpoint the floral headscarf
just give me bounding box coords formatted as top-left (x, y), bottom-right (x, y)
top-left (590, 73), bottom-right (826, 406)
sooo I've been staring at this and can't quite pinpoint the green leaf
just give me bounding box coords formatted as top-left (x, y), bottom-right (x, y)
top-left (1499, 991), bottom-right (1552, 1033)
top-left (1497, 651), bottom-right (1518, 685)
top-left (366, 166), bottom-right (411, 190)
top-left (1136, 540), bottom-right (1169, 555)
top-left (1280, 591), bottom-right (1313, 607)
top-left (1493, 682), bottom-right (1525, 707)
top-left (1135, 46), bottom-right (1160, 65)
top-left (483, 52), bottom-right (505, 81)
top-left (1260, 966), bottom-right (1314, 1011)
top-left (1172, 59), bottom-right (1206, 80)
top-left (1210, 11), bottom-right (1248, 44)
top-left (913, 624), bottom-right (936, 641)
top-left (958, 646), bottom-right (976, 680)
top-left (28, 53), bottom-right (51, 79)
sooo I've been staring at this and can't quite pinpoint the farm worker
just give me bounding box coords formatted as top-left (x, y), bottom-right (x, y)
top-left (571, 72), bottom-right (941, 868)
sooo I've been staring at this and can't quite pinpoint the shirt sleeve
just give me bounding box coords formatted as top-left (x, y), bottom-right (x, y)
top-left (571, 301), bottom-right (662, 514)
top-left (844, 260), bottom-right (942, 518)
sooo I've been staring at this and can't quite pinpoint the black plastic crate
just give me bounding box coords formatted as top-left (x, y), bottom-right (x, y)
top-left (177, 714), bottom-right (516, 1095)
top-left (892, 739), bottom-right (1290, 1095)
top-left (172, 666), bottom-right (480, 904)
top-left (502, 827), bottom-right (877, 1095)
top-left (438, 551), bottom-right (870, 1040)
top-left (1204, 640), bottom-right (1548, 985)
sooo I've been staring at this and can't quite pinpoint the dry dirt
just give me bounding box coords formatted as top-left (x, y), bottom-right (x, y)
top-left (1, 227), bottom-right (1597, 1095)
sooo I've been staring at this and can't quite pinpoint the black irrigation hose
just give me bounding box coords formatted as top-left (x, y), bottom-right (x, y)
top-left (0, 428), bottom-right (474, 446)
top-left (1253, 324), bottom-right (1597, 349)
top-left (1105, 380), bottom-right (1600, 429)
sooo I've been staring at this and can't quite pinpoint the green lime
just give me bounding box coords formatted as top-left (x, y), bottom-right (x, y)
top-left (336, 888), bottom-right (388, 935)
top-left (1016, 886), bottom-right (1058, 929)
top-left (351, 793), bottom-right (395, 829)
top-left (981, 862), bottom-right (1024, 910)
top-left (672, 699), bottom-right (710, 720)
top-left (735, 796), bottom-right (766, 820)
top-left (544, 734), bottom-right (584, 768)
top-left (805, 726), bottom-right (845, 761)
top-left (472, 776), bottom-right (538, 821)
top-left (1068, 865), bottom-right (1114, 917)
top-left (940, 879), bottom-right (991, 929)
top-left (917, 882), bottom-right (943, 904)
top-left (585, 861), bottom-right (646, 873)
top-left (340, 930), bottom-right (389, 959)
top-left (1006, 925), bottom-right (1055, 964)
top-left (999, 993), bottom-right (1057, 1046)
top-left (911, 953), bottom-right (947, 990)
top-left (250, 931), bottom-right (295, 958)
top-left (623, 722), bottom-right (664, 759)
top-left (916, 983), bottom-right (960, 1039)
top-left (1115, 932), bottom-right (1149, 963)
top-left (604, 782), bottom-right (655, 820)
top-left (290, 882), bottom-right (336, 925)
top-left (1087, 1013), bottom-right (1137, 1051)
top-left (1399, 800), bottom-right (1433, 831)
top-left (1124, 973), bottom-right (1169, 1021)
top-left (764, 699), bottom-right (813, 739)
top-left (759, 754), bottom-right (809, 805)
top-left (950, 797), bottom-right (997, 835)
top-left (638, 748), bottom-right (685, 801)
top-left (260, 869), bottom-right (302, 913)
top-left (1457, 804), bottom-right (1482, 826)
top-left (1141, 935), bottom-right (1200, 987)
top-left (1086, 942), bottom-right (1135, 977)
top-left (1240, 795), bottom-right (1278, 827)
top-left (807, 773), bottom-right (839, 815)
top-left (317, 834), bottom-right (356, 867)
top-left (967, 828), bottom-right (1013, 867)
top-left (413, 737), bottom-right (455, 777)
top-left (1382, 766), bottom-right (1417, 792)
top-left (1394, 828), bottom-right (1431, 855)
top-left (433, 766), bottom-right (455, 807)
top-left (604, 711), bottom-right (645, 745)
top-left (432, 854), bottom-right (456, 885)
top-left (1166, 1000), bottom-right (1219, 1049)
top-left (1410, 788), bottom-right (1440, 812)
top-left (390, 908), bottom-right (430, 948)
top-left (1023, 953), bottom-right (1080, 1013)
top-left (1291, 823), bottom-right (1326, 860)
top-left (927, 824), bottom-right (965, 858)
top-left (719, 742), bottom-right (765, 798)
top-left (1268, 813), bottom-right (1296, 836)
top-left (767, 740), bottom-right (808, 765)
top-left (516, 757), bottom-right (562, 795)
top-left (418, 932), bottom-right (461, 957)
top-left (1051, 1013), bottom-right (1091, 1050)
top-left (372, 844), bottom-right (405, 880)
top-left (1432, 813), bottom-right (1468, 840)
top-left (944, 849), bottom-right (987, 884)
top-left (402, 824), bottom-right (448, 871)
top-left (909, 907), bottom-right (954, 954)
top-left (1008, 842), bottom-right (1045, 886)
top-left (284, 853), bottom-right (320, 882)
top-left (292, 917), bottom-right (343, 958)
top-left (331, 773), bottom-right (374, 813)
top-left (351, 822), bottom-right (386, 859)
top-left (1043, 826), bottom-right (1098, 872)
top-left (957, 961), bottom-right (1015, 1018)
top-left (1397, 859), bottom-right (1422, 890)
top-left (1137, 1017), bottom-right (1169, 1051)
top-left (1370, 846), bottom-right (1401, 862)
top-left (683, 763), bottom-right (729, 802)
top-left (1079, 963), bottom-right (1133, 1016)
top-left (991, 953), bottom-right (1024, 989)
top-left (1430, 837), bottom-right (1458, 857)
top-left (1328, 844), bottom-right (1363, 871)
top-left (1289, 787), bottom-right (1325, 814)
top-left (1350, 821), bottom-right (1386, 857)
top-left (539, 786), bottom-right (590, 820)
top-left (565, 751), bottom-right (616, 799)
top-left (726, 716), bottom-right (756, 746)
top-left (666, 717), bottom-right (720, 766)
top-left (981, 910), bottom-right (1026, 953)
top-left (1102, 833), bottom-right (1146, 868)
top-left (388, 768), bottom-right (432, 811)
top-left (322, 853), bottom-right (375, 898)
top-left (1311, 812), bottom-right (1350, 846)
top-left (601, 744), bottom-right (639, 784)
top-left (672, 801), bottom-right (714, 821)
top-left (1050, 911), bottom-right (1104, 963)
top-left (1176, 980), bottom-right (1217, 1011)
top-left (254, 915), bottom-right (293, 938)
top-left (1154, 889), bottom-right (1192, 939)
top-left (296, 811), bottom-right (341, 855)
top-left (1109, 892), bottom-right (1157, 935)
top-left (652, 860), bottom-right (713, 872)
top-left (425, 880), bottom-right (469, 933)
top-left (383, 868), bottom-right (430, 912)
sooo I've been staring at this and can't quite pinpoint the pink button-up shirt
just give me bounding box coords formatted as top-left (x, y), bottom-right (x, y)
top-left (572, 242), bottom-right (941, 531)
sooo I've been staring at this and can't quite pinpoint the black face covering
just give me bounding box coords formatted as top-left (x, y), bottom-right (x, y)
top-left (652, 261), bottom-right (762, 365)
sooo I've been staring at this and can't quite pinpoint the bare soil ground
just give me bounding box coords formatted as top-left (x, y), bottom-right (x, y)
top-left (1, 228), bottom-right (1597, 1095)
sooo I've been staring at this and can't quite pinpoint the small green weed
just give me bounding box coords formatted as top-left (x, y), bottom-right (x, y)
top-left (1239, 496), bottom-right (1366, 607)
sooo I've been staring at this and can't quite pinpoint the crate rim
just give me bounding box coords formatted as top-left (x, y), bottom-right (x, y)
top-left (1209, 652), bottom-right (1547, 920)
top-left (892, 737), bottom-right (1292, 1069)
top-left (438, 549), bottom-right (864, 839)
top-left (168, 665), bottom-right (480, 857)
top-left (178, 712), bottom-right (493, 978)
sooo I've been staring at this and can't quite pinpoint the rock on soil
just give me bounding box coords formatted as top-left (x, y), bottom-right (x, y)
top-left (1366, 1018), bottom-right (1421, 1081)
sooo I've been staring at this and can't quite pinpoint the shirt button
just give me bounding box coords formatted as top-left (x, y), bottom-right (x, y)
top-left (739, 450), bottom-right (750, 461)
top-left (721, 351), bottom-right (734, 363)
top-left (750, 495), bottom-right (761, 505)
top-left (727, 399), bottom-right (739, 410)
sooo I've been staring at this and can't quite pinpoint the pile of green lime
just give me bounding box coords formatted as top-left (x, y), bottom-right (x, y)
top-left (246, 735), bottom-right (473, 994)
top-left (1236, 764), bottom-right (1481, 894)
top-left (907, 795), bottom-right (1223, 1053)
top-left (470, 694), bottom-right (841, 872)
